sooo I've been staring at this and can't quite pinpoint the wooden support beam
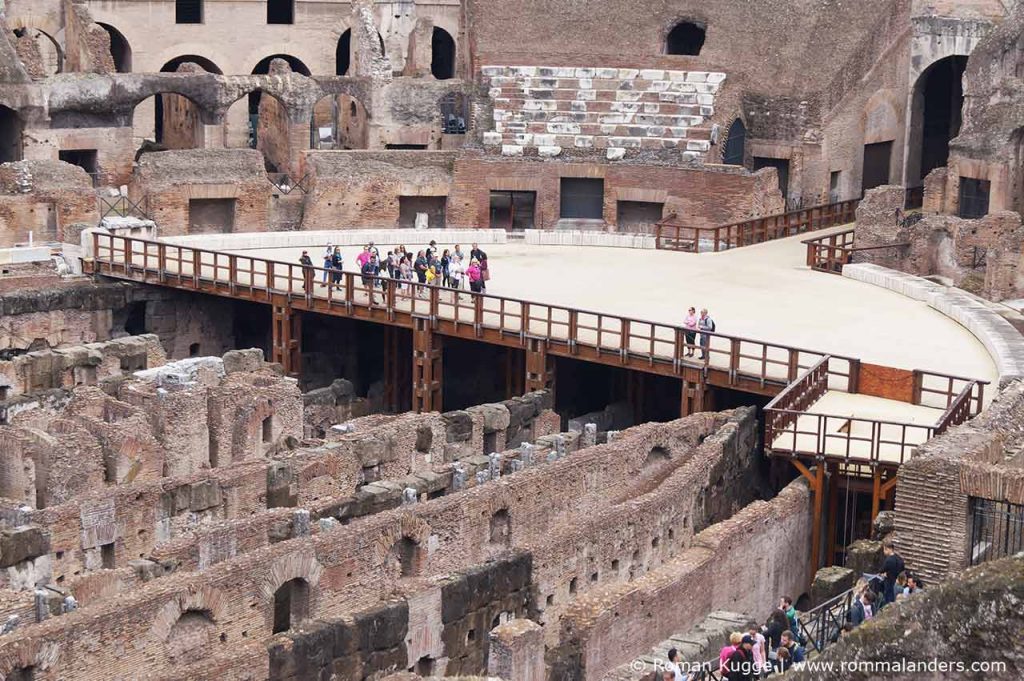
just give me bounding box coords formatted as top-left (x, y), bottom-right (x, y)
top-left (810, 462), bottom-right (825, 573)
top-left (826, 462), bottom-right (839, 568)
top-left (871, 467), bottom-right (882, 521)
top-left (271, 305), bottom-right (299, 377)
top-left (525, 338), bottom-right (555, 394)
top-left (412, 317), bottom-right (442, 413)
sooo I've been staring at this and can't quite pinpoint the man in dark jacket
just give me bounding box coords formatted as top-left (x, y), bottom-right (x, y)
top-left (299, 250), bottom-right (314, 294)
top-left (726, 635), bottom-right (755, 681)
top-left (881, 542), bottom-right (905, 608)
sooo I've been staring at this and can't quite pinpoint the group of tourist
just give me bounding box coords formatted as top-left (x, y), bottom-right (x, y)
top-left (298, 240), bottom-right (491, 297)
top-left (656, 545), bottom-right (924, 680)
top-left (682, 306), bottom-right (716, 360)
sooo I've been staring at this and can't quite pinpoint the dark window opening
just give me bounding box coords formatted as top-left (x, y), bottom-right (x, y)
top-left (336, 29), bottom-right (351, 75)
top-left (262, 415), bottom-right (274, 443)
top-left (431, 27), bottom-right (456, 79)
top-left (189, 342), bottom-right (201, 357)
top-left (176, 0), bottom-right (203, 24)
top-left (483, 430), bottom-right (498, 457)
top-left (267, 0), bottom-right (294, 24)
top-left (862, 141), bottom-right (893, 194)
top-left (753, 157), bottom-right (790, 203)
top-left (0, 105), bottom-right (24, 163)
top-left (958, 177), bottom-right (991, 219)
top-left (829, 170), bottom-right (841, 203)
top-left (560, 177), bottom-right (604, 220)
top-left (123, 301), bottom-right (147, 335)
top-left (722, 118), bottom-right (746, 166)
top-left (101, 542), bottom-right (115, 569)
top-left (59, 149), bottom-right (98, 186)
top-left (489, 191), bottom-right (536, 230)
top-left (666, 21), bottom-right (706, 56)
top-left (568, 577), bottom-right (578, 594)
top-left (272, 578), bottom-right (309, 633)
top-left (385, 144), bottom-right (428, 150)
top-left (489, 509), bottom-right (511, 545)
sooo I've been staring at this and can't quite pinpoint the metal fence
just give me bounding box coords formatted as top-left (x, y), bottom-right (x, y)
top-left (969, 497), bottom-right (1024, 566)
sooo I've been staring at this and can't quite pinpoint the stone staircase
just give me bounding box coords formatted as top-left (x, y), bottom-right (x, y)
top-left (601, 610), bottom-right (751, 680)
top-left (481, 65), bottom-right (726, 161)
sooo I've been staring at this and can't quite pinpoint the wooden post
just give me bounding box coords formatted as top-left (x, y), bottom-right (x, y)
top-left (792, 459), bottom-right (826, 573)
top-left (412, 317), bottom-right (442, 413)
top-left (871, 466), bottom-right (883, 521)
top-left (826, 462), bottom-right (839, 567)
top-left (271, 305), bottom-right (297, 376)
top-left (525, 337), bottom-right (555, 394)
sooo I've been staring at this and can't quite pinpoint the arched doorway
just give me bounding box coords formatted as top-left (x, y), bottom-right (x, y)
top-left (722, 118), bottom-right (746, 166)
top-left (0, 105), bottom-right (24, 162)
top-left (666, 21), bottom-right (706, 56)
top-left (162, 55), bottom-right (222, 75)
top-left (431, 27), bottom-right (455, 80)
top-left (11, 27), bottom-right (63, 77)
top-left (97, 23), bottom-right (132, 73)
top-left (310, 94), bottom-right (369, 149)
top-left (908, 55), bottom-right (968, 184)
top-left (272, 578), bottom-right (310, 633)
top-left (336, 29), bottom-right (351, 75)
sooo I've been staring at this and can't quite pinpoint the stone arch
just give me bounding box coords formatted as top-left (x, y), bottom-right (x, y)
top-left (272, 578), bottom-right (309, 633)
top-left (373, 514), bottom-right (431, 578)
top-left (665, 20), bottom-right (706, 56)
top-left (146, 586), bottom-right (228, 645)
top-left (10, 27), bottom-right (64, 77)
top-left (431, 27), bottom-right (456, 80)
top-left (906, 54), bottom-right (969, 185)
top-left (0, 641), bottom-right (60, 680)
top-left (0, 105), bottom-right (24, 163)
top-left (310, 93), bottom-right (369, 150)
top-left (146, 43), bottom-right (235, 77)
top-left (259, 551), bottom-right (323, 630)
top-left (161, 55), bottom-right (223, 75)
top-left (97, 23), bottom-right (132, 73)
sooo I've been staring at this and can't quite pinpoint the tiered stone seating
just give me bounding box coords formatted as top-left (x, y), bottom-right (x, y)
top-left (481, 65), bottom-right (726, 160)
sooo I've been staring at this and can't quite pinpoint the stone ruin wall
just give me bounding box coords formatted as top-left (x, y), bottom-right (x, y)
top-left (0, 404), bottom-right (790, 680)
top-left (852, 185), bottom-right (1024, 301)
top-left (895, 379), bottom-right (1024, 585)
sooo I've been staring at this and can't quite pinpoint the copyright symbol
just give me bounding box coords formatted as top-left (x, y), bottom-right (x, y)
top-left (630, 659), bottom-right (646, 673)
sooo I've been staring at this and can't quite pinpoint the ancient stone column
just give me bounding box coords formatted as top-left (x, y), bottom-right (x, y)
top-left (488, 618), bottom-right (545, 681)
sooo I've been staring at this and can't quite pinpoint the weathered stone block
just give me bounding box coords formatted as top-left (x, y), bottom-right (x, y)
top-left (222, 348), bottom-right (263, 374)
top-left (846, 539), bottom-right (883, 576)
top-left (811, 566), bottom-right (857, 606)
top-left (0, 526), bottom-right (50, 568)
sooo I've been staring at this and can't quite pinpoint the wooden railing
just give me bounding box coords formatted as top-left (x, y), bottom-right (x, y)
top-left (655, 199), bottom-right (860, 252)
top-left (914, 370), bottom-right (985, 415)
top-left (803, 228), bottom-right (911, 275)
top-left (764, 356), bottom-right (831, 447)
top-left (89, 232), bottom-right (864, 392)
top-left (935, 380), bottom-right (980, 435)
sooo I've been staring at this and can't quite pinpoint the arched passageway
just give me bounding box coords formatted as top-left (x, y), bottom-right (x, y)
top-left (10, 27), bottom-right (63, 77)
top-left (272, 578), bottom-right (309, 633)
top-left (97, 23), bottom-right (132, 72)
top-left (336, 29), bottom-right (352, 75)
top-left (722, 118), bottom-right (746, 166)
top-left (310, 94), bottom-right (369, 150)
top-left (908, 55), bottom-right (968, 184)
top-left (131, 92), bottom-right (205, 151)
